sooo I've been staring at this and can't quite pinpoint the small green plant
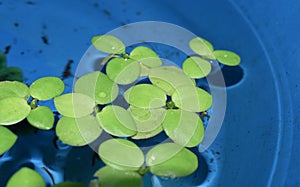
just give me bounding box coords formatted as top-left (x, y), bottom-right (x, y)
top-left (0, 34), bottom-right (240, 187)
top-left (0, 52), bottom-right (23, 82)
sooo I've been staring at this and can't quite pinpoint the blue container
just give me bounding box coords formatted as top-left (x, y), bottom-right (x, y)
top-left (0, 1), bottom-right (299, 186)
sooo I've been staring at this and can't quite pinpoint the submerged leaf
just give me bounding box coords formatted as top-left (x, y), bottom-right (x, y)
top-left (74, 72), bottom-right (119, 104)
top-left (0, 97), bottom-right (31, 125)
top-left (146, 143), bottom-right (198, 177)
top-left (56, 115), bottom-right (102, 146)
top-left (95, 166), bottom-right (142, 187)
top-left (124, 84), bottom-right (166, 109)
top-left (6, 167), bottom-right (46, 187)
top-left (0, 67), bottom-right (23, 82)
top-left (27, 106), bottom-right (54, 130)
top-left (52, 182), bottom-right (87, 187)
top-left (30, 77), bottom-right (64, 100)
top-left (106, 57), bottom-right (140, 85)
top-left (213, 50), bottom-right (241, 66)
top-left (0, 81), bottom-right (30, 100)
top-left (129, 46), bottom-right (162, 68)
top-left (182, 56), bottom-right (211, 79)
top-left (92, 35), bottom-right (125, 54)
top-left (162, 109), bottom-right (204, 147)
top-left (96, 105), bottom-right (137, 137)
top-left (0, 126), bottom-right (17, 155)
top-left (54, 93), bottom-right (95, 118)
top-left (98, 139), bottom-right (144, 171)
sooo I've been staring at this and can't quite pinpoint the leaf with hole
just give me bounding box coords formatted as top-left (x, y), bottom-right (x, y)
top-left (74, 72), bottom-right (119, 104)
top-left (52, 182), bottom-right (87, 187)
top-left (27, 106), bottom-right (54, 130)
top-left (106, 57), bottom-right (140, 85)
top-left (95, 166), bottom-right (142, 187)
top-left (98, 139), bottom-right (144, 171)
top-left (172, 86), bottom-right (212, 112)
top-left (0, 126), bottom-right (17, 155)
top-left (30, 77), bottom-right (64, 100)
top-left (54, 93), bottom-right (96, 118)
top-left (56, 115), bottom-right (102, 146)
top-left (124, 84), bottom-right (166, 109)
top-left (0, 81), bottom-right (30, 100)
top-left (6, 167), bottom-right (46, 187)
top-left (146, 143), bottom-right (198, 177)
top-left (182, 56), bottom-right (211, 79)
top-left (129, 106), bottom-right (165, 139)
top-left (0, 97), bottom-right (31, 125)
top-left (96, 105), bottom-right (137, 137)
top-left (189, 37), bottom-right (215, 60)
top-left (92, 35), bottom-right (125, 54)
top-left (130, 46), bottom-right (162, 68)
top-left (213, 50), bottom-right (241, 66)
top-left (162, 109), bottom-right (204, 147)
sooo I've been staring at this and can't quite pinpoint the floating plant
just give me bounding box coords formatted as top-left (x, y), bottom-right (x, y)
top-left (0, 34), bottom-right (241, 186)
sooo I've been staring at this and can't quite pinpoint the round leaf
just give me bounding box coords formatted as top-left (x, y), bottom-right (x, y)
top-left (182, 56), bottom-right (212, 79)
top-left (0, 97), bottom-right (31, 125)
top-left (172, 87), bottom-right (212, 112)
top-left (98, 139), bottom-right (144, 171)
top-left (129, 107), bottom-right (165, 139)
top-left (106, 57), bottom-right (140, 85)
top-left (149, 66), bottom-right (195, 96)
top-left (56, 115), bottom-right (102, 146)
top-left (92, 35), bottom-right (125, 54)
top-left (0, 81), bottom-right (30, 100)
top-left (162, 109), bottom-right (204, 147)
top-left (6, 167), bottom-right (46, 187)
top-left (52, 182), bottom-right (87, 187)
top-left (124, 84), bottom-right (166, 109)
top-left (213, 50), bottom-right (241, 66)
top-left (54, 93), bottom-right (96, 118)
top-left (0, 126), bottom-right (17, 155)
top-left (30, 77), bottom-right (64, 100)
top-left (146, 143), bottom-right (198, 177)
top-left (95, 166), bottom-right (142, 187)
top-left (189, 37), bottom-right (215, 60)
top-left (96, 105), bottom-right (137, 137)
top-left (74, 72), bottom-right (119, 104)
top-left (27, 106), bottom-right (54, 130)
top-left (129, 46), bottom-right (162, 68)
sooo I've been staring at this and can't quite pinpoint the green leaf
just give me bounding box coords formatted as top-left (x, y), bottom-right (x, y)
top-left (91, 35), bottom-right (126, 54)
top-left (129, 106), bottom-right (165, 139)
top-left (52, 182), bottom-right (87, 187)
top-left (129, 46), bottom-right (162, 68)
top-left (124, 84), bottom-right (166, 109)
top-left (96, 105), bottom-right (137, 137)
top-left (27, 106), bottom-right (54, 130)
top-left (106, 57), bottom-right (140, 85)
top-left (0, 67), bottom-right (23, 82)
top-left (146, 143), bottom-right (198, 177)
top-left (0, 81), bottom-right (30, 100)
top-left (30, 77), bottom-right (64, 100)
top-left (182, 56), bottom-right (211, 79)
top-left (54, 93), bottom-right (96, 118)
top-left (98, 139), bottom-right (144, 171)
top-left (74, 72), bottom-right (119, 104)
top-left (162, 109), bottom-right (204, 147)
top-left (172, 86), bottom-right (212, 112)
top-left (213, 50), bottom-right (241, 66)
top-left (56, 115), bottom-right (102, 146)
top-left (189, 37), bottom-right (215, 60)
top-left (149, 66), bottom-right (195, 96)
top-left (95, 166), bottom-right (142, 187)
top-left (6, 167), bottom-right (46, 187)
top-left (0, 97), bottom-right (31, 125)
top-left (0, 126), bottom-right (17, 155)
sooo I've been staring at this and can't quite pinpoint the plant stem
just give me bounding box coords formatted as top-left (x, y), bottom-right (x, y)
top-left (30, 98), bottom-right (38, 109)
